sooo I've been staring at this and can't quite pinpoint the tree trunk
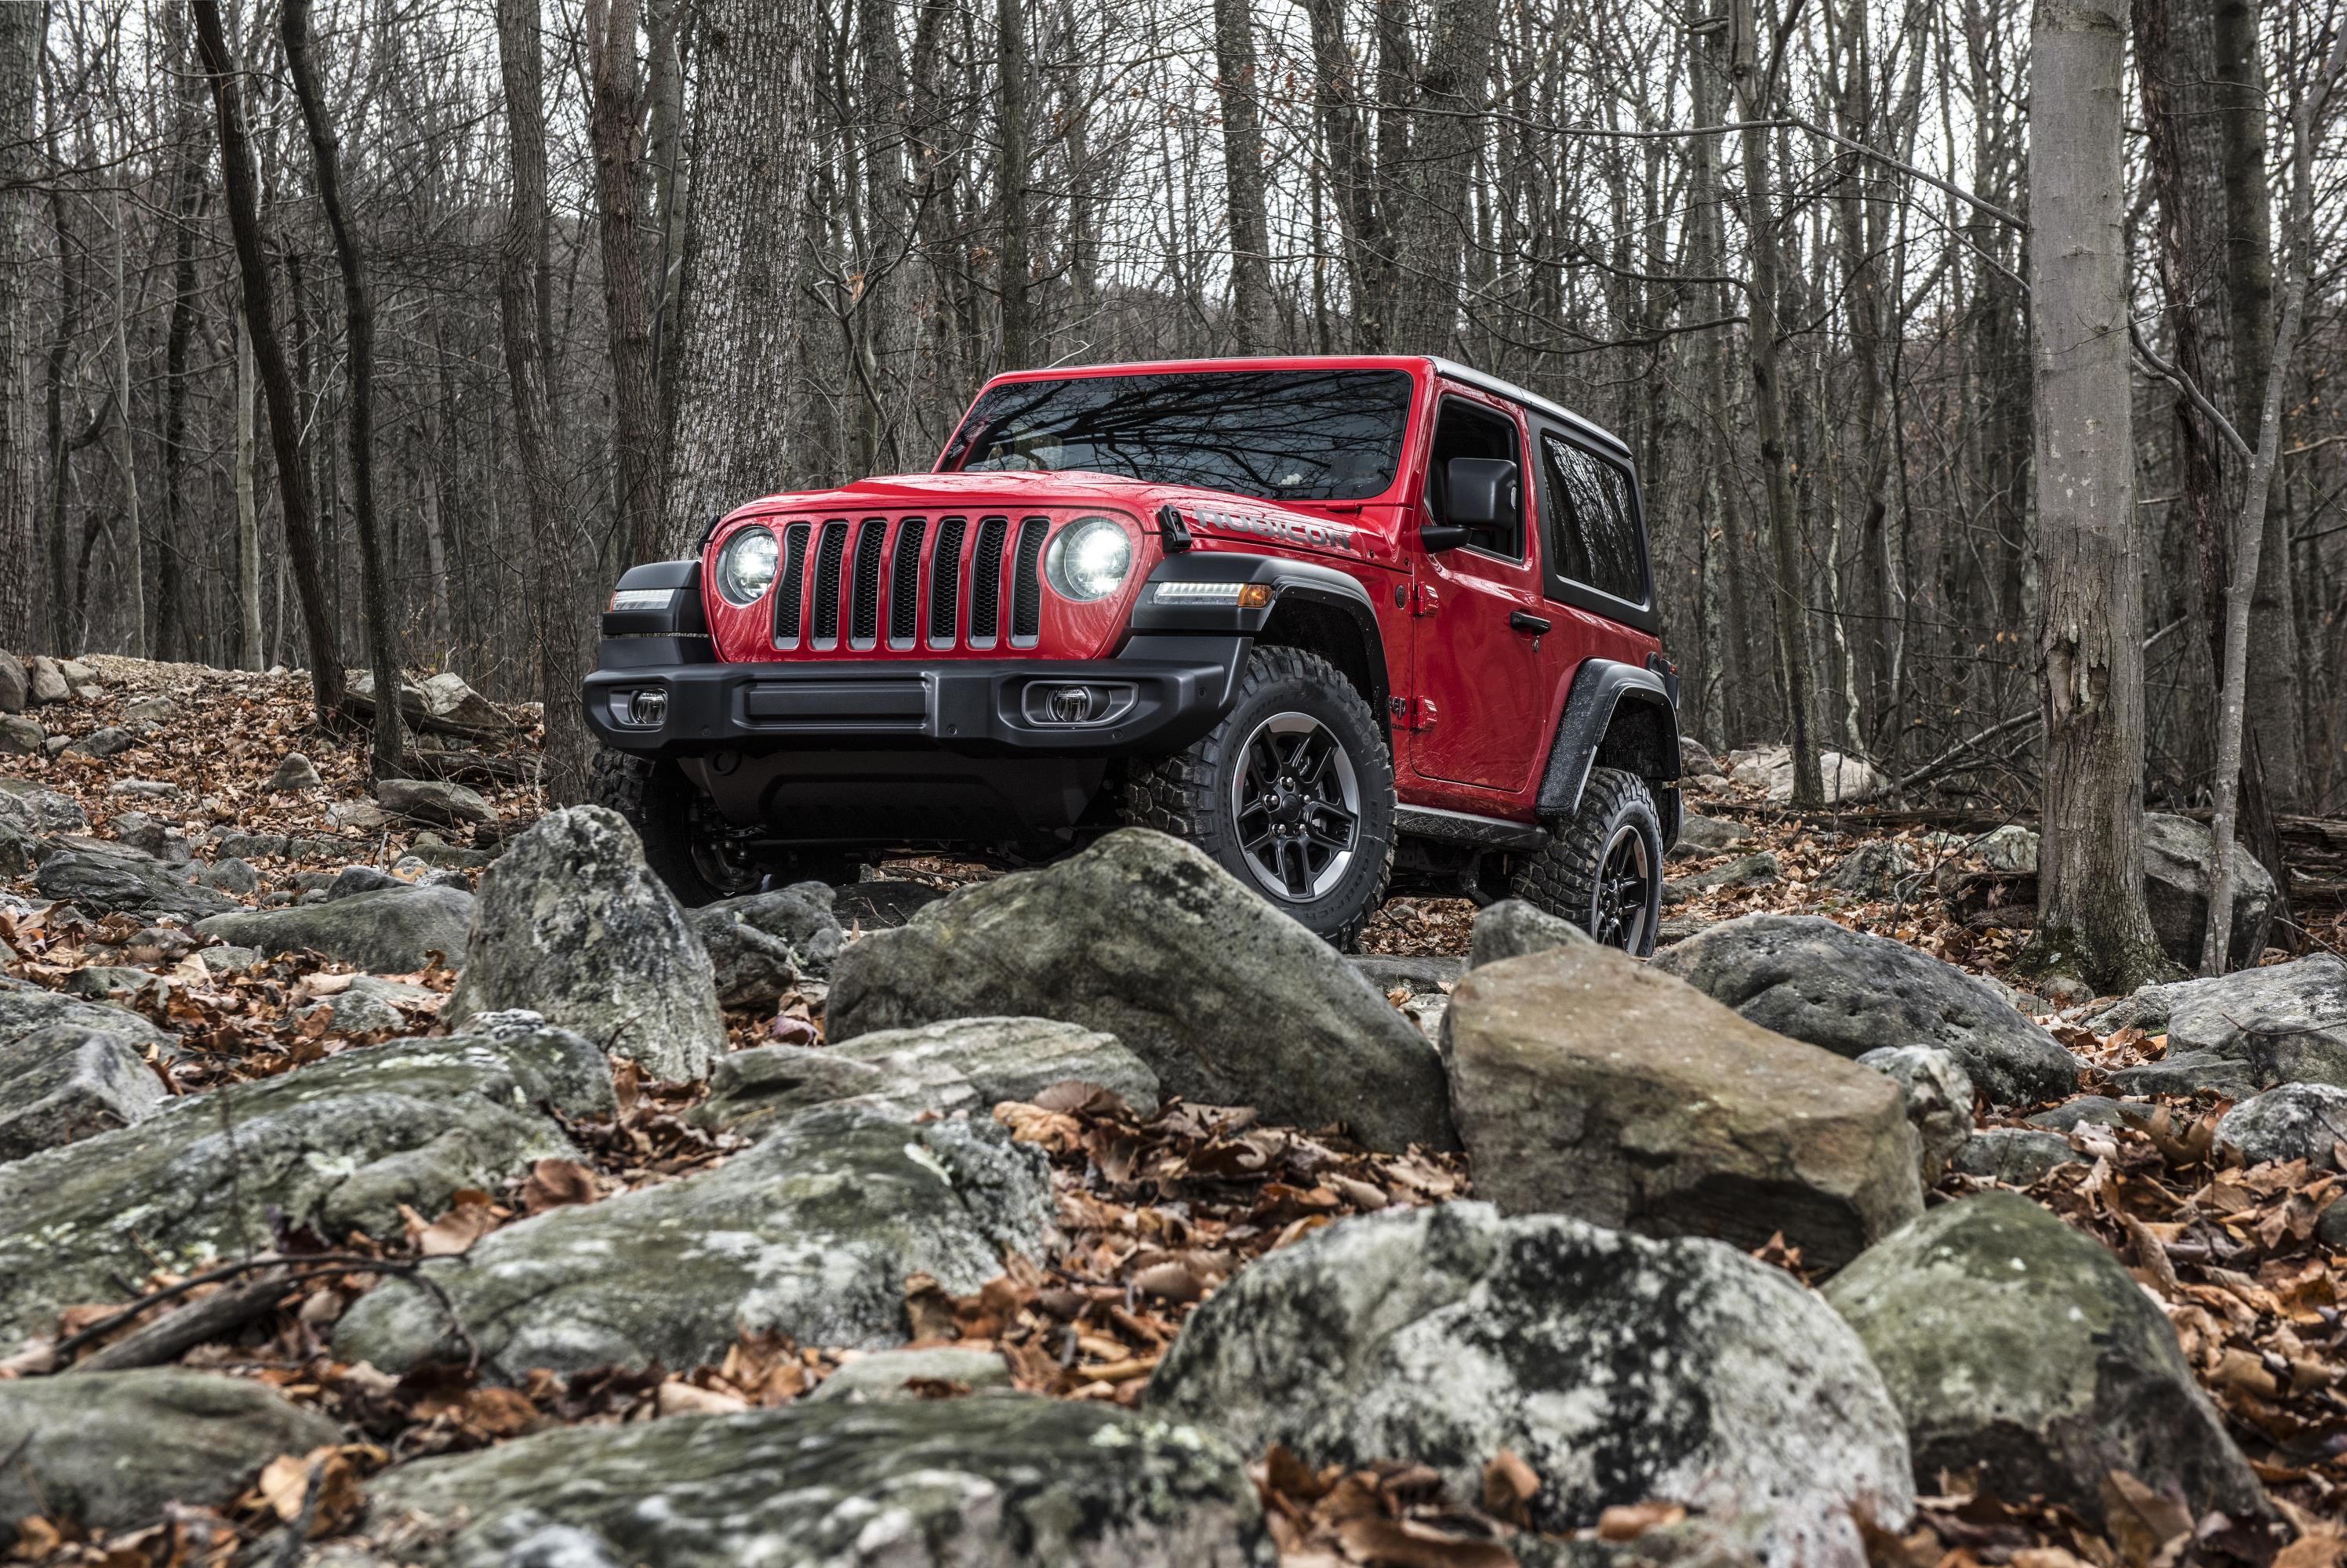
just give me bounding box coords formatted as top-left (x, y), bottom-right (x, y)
top-left (662, 0), bottom-right (817, 549)
top-left (106, 191), bottom-right (147, 660)
top-left (1729, 0), bottom-right (1823, 805)
top-left (1384, 0), bottom-right (1495, 354)
top-left (495, 0), bottom-right (594, 803)
top-left (283, 0), bottom-right (405, 779)
top-left (995, 0), bottom-right (1034, 367)
top-left (158, 62), bottom-right (204, 665)
top-left (235, 304), bottom-right (263, 672)
top-left (587, 0), bottom-right (665, 570)
top-left (1213, 0), bottom-right (1275, 350)
top-left (194, 0), bottom-right (343, 719)
top-left (2025, 0), bottom-right (2168, 993)
top-left (0, 0), bottom-right (36, 652)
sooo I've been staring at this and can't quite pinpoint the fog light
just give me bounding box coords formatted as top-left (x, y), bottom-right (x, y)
top-left (625, 688), bottom-right (669, 727)
top-left (1048, 686), bottom-right (1095, 724)
top-left (1023, 681), bottom-right (1136, 727)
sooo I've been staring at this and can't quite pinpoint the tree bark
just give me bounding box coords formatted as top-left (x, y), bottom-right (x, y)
top-left (1729, 0), bottom-right (1823, 805)
top-left (235, 303), bottom-right (263, 672)
top-left (106, 191), bottom-right (147, 659)
top-left (0, 0), bottom-right (37, 652)
top-left (495, 0), bottom-right (594, 802)
top-left (662, 0), bottom-right (817, 548)
top-left (587, 0), bottom-right (665, 570)
top-left (995, 0), bottom-right (1034, 367)
top-left (193, 0), bottom-right (343, 719)
top-left (2025, 0), bottom-right (2169, 993)
top-left (1213, 0), bottom-right (1276, 350)
top-left (1384, 0), bottom-right (1495, 354)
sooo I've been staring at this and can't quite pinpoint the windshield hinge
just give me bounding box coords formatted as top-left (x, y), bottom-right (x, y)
top-left (1156, 503), bottom-right (1194, 554)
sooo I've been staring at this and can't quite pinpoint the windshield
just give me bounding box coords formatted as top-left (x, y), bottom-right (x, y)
top-left (940, 368), bottom-right (1415, 502)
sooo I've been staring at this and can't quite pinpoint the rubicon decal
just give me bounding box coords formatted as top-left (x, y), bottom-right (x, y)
top-left (1179, 505), bottom-right (1364, 555)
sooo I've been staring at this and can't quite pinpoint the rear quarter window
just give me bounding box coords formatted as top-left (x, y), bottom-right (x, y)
top-left (1539, 432), bottom-right (1648, 607)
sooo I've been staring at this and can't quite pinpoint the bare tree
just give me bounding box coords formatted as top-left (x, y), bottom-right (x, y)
top-left (2025, 0), bottom-right (2168, 993)
top-left (1214, 0), bottom-right (1276, 348)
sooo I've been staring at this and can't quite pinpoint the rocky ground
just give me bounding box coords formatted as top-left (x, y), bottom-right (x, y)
top-left (0, 655), bottom-right (2344, 1568)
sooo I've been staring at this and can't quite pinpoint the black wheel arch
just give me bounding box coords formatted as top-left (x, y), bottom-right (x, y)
top-left (1535, 658), bottom-right (1682, 834)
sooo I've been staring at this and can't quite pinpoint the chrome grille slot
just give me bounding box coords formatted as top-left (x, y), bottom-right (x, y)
top-left (811, 521), bottom-right (849, 648)
top-left (849, 518), bottom-right (885, 648)
top-left (970, 516), bottom-right (1009, 646)
top-left (772, 522), bottom-right (811, 648)
top-left (1010, 517), bottom-right (1048, 646)
top-left (928, 517), bottom-right (967, 646)
top-left (888, 517), bottom-right (926, 648)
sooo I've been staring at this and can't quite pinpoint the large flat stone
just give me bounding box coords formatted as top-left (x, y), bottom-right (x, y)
top-left (195, 884), bottom-right (476, 974)
top-left (0, 1023), bottom-right (165, 1163)
top-left (2091, 955), bottom-right (2347, 1090)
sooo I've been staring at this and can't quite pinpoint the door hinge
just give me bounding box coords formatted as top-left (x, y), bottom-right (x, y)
top-left (1390, 695), bottom-right (1437, 731)
top-left (1408, 582), bottom-right (1440, 617)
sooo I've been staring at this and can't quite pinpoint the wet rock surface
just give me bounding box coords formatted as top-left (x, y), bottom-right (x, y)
top-left (0, 1022), bottom-right (609, 1349)
top-left (829, 830), bottom-right (1455, 1152)
top-left (1444, 945), bottom-right (1920, 1270)
top-left (1652, 914), bottom-right (2081, 1104)
top-left (1150, 1201), bottom-right (1912, 1566)
top-left (333, 1102), bottom-right (1052, 1381)
top-left (1825, 1192), bottom-right (2267, 1525)
top-left (354, 1396), bottom-right (1270, 1568)
top-left (447, 807), bottom-right (723, 1081)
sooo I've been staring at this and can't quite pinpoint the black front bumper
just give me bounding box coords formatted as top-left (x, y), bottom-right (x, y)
top-left (581, 633), bottom-right (1251, 759)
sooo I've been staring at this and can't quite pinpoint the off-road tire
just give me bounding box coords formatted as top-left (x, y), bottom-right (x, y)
top-left (1513, 765), bottom-right (1664, 956)
top-left (587, 747), bottom-right (764, 907)
top-left (1121, 645), bottom-right (1395, 948)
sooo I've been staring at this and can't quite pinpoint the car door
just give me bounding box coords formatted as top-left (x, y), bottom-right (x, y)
top-left (1407, 390), bottom-right (1571, 798)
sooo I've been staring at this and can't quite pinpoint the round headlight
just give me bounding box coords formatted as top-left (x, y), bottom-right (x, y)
top-left (1045, 517), bottom-right (1133, 602)
top-left (714, 525), bottom-right (780, 606)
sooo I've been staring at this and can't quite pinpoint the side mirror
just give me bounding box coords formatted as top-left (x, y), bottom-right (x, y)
top-left (1420, 521), bottom-right (1470, 552)
top-left (1445, 458), bottom-right (1519, 531)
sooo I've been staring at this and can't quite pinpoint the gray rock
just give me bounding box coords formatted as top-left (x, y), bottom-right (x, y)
top-left (357, 1397), bottom-right (1267, 1568)
top-left (193, 856), bottom-right (259, 895)
top-left (447, 807), bottom-right (722, 1081)
top-left (2215, 1083), bottom-right (2347, 1170)
top-left (1820, 840), bottom-right (1917, 897)
top-left (1444, 946), bottom-right (1920, 1271)
top-left (64, 725), bottom-right (136, 760)
top-left (117, 818), bottom-right (192, 864)
top-left (810, 1346), bottom-right (1015, 1403)
top-left (1662, 850), bottom-right (1780, 904)
top-left (1670, 812), bottom-right (1748, 855)
top-left (63, 964), bottom-right (174, 1002)
top-left (2026, 1096), bottom-right (2154, 1133)
top-left (832, 1017), bottom-right (1161, 1115)
top-left (2107, 1049), bottom-right (2263, 1098)
top-left (1949, 1127), bottom-right (2076, 1185)
top-left (1651, 915), bottom-right (2083, 1105)
top-left (330, 799), bottom-right (390, 832)
top-left (2143, 813), bottom-right (2276, 970)
top-left (334, 1102), bottom-right (1050, 1381)
top-left (1150, 1202), bottom-right (1911, 1566)
top-left (377, 777), bottom-right (495, 827)
top-left (0, 976), bottom-right (173, 1055)
top-left (195, 884), bottom-right (475, 973)
top-left (119, 696), bottom-right (176, 725)
top-left (197, 944), bottom-right (260, 974)
top-left (1731, 747), bottom-right (1884, 804)
top-left (687, 882), bottom-right (845, 1008)
top-left (1858, 1046), bottom-right (1975, 1182)
top-left (0, 716), bottom-right (43, 756)
top-left (327, 864), bottom-right (405, 899)
top-left (400, 833), bottom-right (496, 870)
top-left (829, 830), bottom-right (1454, 1152)
top-left (0, 654), bottom-right (23, 713)
top-left (1975, 825), bottom-right (2040, 874)
top-left (694, 1046), bottom-right (977, 1135)
top-left (296, 975), bottom-right (440, 1036)
top-left (266, 751), bottom-right (322, 793)
top-left (0, 1024), bottom-right (165, 1163)
top-left (1825, 1191), bottom-right (2266, 1525)
top-left (56, 659), bottom-right (96, 687)
top-left (2090, 956), bottom-right (2347, 1091)
top-left (418, 672), bottom-right (510, 732)
top-left (1350, 954), bottom-right (1466, 993)
top-left (832, 879), bottom-right (948, 930)
top-left (0, 1370), bottom-right (340, 1548)
top-left (1677, 735), bottom-right (1721, 778)
top-left (33, 840), bottom-right (239, 921)
top-left (1467, 898), bottom-right (1593, 968)
top-left (0, 1022), bottom-right (610, 1349)
top-left (0, 821), bottom-right (35, 876)
top-left (213, 831), bottom-right (289, 861)
top-left (27, 657), bottom-right (66, 705)
top-left (0, 779), bottom-right (85, 835)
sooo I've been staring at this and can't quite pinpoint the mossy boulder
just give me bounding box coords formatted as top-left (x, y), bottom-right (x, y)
top-left (828, 829), bottom-right (1453, 1152)
top-left (0, 1370), bottom-right (340, 1547)
top-left (1823, 1191), bottom-right (2265, 1523)
top-left (334, 1102), bottom-right (1052, 1381)
top-left (0, 1019), bottom-right (609, 1352)
top-left (195, 884), bottom-right (476, 975)
top-left (831, 1016), bottom-right (1161, 1116)
top-left (1467, 898), bottom-right (1593, 968)
top-left (688, 882), bottom-right (846, 1007)
top-left (353, 1396), bottom-right (1269, 1567)
top-left (2091, 955), bottom-right (2347, 1091)
top-left (1149, 1202), bottom-right (1911, 1568)
top-left (0, 1023), bottom-right (165, 1163)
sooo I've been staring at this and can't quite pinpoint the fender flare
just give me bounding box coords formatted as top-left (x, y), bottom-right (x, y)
top-left (1535, 658), bottom-right (1681, 822)
top-left (1127, 551), bottom-right (1389, 716)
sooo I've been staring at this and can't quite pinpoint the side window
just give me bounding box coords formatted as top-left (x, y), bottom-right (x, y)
top-left (1539, 431), bottom-right (1646, 604)
top-left (1423, 397), bottom-right (1524, 560)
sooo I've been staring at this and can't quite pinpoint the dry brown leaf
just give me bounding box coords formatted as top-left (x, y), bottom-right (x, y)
top-left (519, 1158), bottom-right (600, 1214)
top-left (1479, 1450), bottom-right (1539, 1528)
top-left (1597, 1501), bottom-right (1688, 1541)
top-left (2098, 1471), bottom-right (2193, 1566)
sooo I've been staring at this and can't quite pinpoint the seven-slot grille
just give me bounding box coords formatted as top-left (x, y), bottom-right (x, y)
top-left (764, 513), bottom-right (1069, 653)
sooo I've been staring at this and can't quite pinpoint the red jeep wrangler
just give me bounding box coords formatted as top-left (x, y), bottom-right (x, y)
top-left (584, 356), bottom-right (1681, 953)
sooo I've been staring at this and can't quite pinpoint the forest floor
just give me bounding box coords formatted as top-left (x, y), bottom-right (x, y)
top-left (3, 656), bottom-right (2346, 1567)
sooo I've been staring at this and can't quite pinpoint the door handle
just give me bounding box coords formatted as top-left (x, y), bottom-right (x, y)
top-left (1509, 611), bottom-right (1553, 637)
